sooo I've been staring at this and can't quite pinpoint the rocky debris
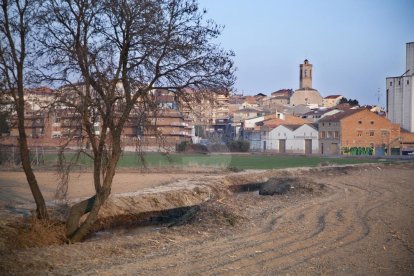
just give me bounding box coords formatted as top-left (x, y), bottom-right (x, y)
top-left (259, 177), bottom-right (295, 195)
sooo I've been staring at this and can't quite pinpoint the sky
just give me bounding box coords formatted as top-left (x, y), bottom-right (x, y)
top-left (198, 0), bottom-right (414, 106)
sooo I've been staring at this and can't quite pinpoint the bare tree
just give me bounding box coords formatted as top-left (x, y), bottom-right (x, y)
top-left (0, 0), bottom-right (48, 219)
top-left (39, 0), bottom-right (234, 242)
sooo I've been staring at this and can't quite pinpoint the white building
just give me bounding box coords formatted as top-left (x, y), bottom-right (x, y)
top-left (265, 124), bottom-right (319, 154)
top-left (386, 42), bottom-right (414, 132)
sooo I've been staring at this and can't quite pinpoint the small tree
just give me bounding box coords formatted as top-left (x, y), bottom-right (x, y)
top-left (0, 0), bottom-right (48, 219)
top-left (339, 97), bottom-right (359, 107)
top-left (39, 0), bottom-right (234, 242)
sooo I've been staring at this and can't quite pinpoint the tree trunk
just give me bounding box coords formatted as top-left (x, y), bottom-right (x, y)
top-left (66, 195), bottom-right (96, 237)
top-left (19, 137), bottom-right (49, 219)
top-left (66, 148), bottom-right (121, 243)
top-left (16, 73), bottom-right (49, 220)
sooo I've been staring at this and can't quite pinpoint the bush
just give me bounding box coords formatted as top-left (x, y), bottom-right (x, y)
top-left (176, 141), bottom-right (191, 152)
top-left (176, 141), bottom-right (208, 153)
top-left (227, 140), bottom-right (250, 152)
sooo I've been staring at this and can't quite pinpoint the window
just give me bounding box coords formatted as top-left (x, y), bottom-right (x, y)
top-left (390, 81), bottom-right (392, 86)
top-left (333, 131), bottom-right (339, 138)
top-left (357, 130), bottom-right (363, 137)
top-left (327, 131), bottom-right (333, 138)
top-left (358, 121), bottom-right (362, 124)
top-left (320, 131), bottom-right (326, 138)
top-left (408, 80), bottom-right (410, 85)
top-left (369, 130), bottom-right (375, 137)
top-left (370, 121), bottom-right (374, 125)
top-left (398, 80), bottom-right (401, 86)
top-left (381, 130), bottom-right (389, 137)
top-left (54, 117), bottom-right (61, 123)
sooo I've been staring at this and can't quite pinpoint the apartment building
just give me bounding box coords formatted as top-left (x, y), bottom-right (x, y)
top-left (4, 86), bottom-right (192, 149)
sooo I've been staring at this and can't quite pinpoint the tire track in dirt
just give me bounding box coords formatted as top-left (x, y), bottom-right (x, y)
top-left (229, 173), bottom-right (397, 274)
top-left (56, 165), bottom-right (412, 276)
top-left (128, 169), bottom-right (397, 275)
top-left (108, 182), bottom-right (349, 274)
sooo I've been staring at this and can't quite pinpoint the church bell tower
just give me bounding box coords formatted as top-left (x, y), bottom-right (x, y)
top-left (299, 59), bottom-right (312, 89)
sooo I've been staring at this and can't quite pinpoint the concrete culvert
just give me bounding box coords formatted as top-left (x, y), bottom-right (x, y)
top-left (259, 177), bottom-right (295, 195)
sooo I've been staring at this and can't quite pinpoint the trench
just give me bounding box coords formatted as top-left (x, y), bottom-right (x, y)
top-left (88, 176), bottom-right (317, 241)
top-left (229, 182), bottom-right (266, 193)
top-left (88, 205), bottom-right (201, 240)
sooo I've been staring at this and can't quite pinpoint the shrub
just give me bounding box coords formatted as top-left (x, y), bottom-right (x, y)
top-left (176, 141), bottom-right (208, 153)
top-left (227, 140), bottom-right (250, 152)
top-left (176, 141), bottom-right (191, 152)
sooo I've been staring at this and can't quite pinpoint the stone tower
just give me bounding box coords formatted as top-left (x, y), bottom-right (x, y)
top-left (290, 59), bottom-right (323, 106)
top-left (299, 59), bottom-right (312, 89)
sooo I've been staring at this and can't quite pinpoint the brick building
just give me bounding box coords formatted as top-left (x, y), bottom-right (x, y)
top-left (319, 109), bottom-right (401, 155)
top-left (4, 86), bottom-right (192, 150)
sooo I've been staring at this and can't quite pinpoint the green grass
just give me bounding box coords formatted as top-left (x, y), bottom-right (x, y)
top-left (42, 152), bottom-right (379, 170)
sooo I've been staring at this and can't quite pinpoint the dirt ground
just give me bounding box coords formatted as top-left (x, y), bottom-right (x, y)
top-left (1, 163), bottom-right (414, 275)
top-left (0, 170), bottom-right (201, 207)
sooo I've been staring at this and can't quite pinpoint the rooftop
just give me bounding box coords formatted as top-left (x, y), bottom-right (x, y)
top-left (318, 108), bottom-right (364, 123)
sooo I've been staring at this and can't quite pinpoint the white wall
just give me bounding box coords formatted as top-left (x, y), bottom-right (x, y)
top-left (266, 124), bottom-right (319, 153)
top-left (387, 75), bottom-right (414, 132)
top-left (244, 116), bottom-right (265, 128)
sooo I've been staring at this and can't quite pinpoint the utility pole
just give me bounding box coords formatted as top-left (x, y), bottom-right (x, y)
top-left (377, 88), bottom-right (381, 107)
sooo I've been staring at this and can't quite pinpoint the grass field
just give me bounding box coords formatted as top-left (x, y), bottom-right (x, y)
top-left (43, 152), bottom-right (378, 170)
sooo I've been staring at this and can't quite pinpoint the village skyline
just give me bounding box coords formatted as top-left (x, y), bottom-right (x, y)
top-left (199, 0), bottom-right (414, 106)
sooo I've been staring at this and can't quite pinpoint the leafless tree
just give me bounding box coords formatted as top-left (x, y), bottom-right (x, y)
top-left (39, 0), bottom-right (235, 242)
top-left (0, 0), bottom-right (48, 219)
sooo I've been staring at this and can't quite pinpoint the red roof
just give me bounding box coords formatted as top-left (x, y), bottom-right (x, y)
top-left (324, 95), bottom-right (342, 99)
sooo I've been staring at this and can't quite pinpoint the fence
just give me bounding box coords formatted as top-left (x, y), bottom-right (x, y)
top-left (0, 145), bottom-right (46, 166)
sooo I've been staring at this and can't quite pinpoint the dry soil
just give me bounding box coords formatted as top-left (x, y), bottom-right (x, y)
top-left (1, 163), bottom-right (414, 275)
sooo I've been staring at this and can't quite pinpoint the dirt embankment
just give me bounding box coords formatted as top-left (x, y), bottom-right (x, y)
top-left (1, 163), bottom-right (414, 275)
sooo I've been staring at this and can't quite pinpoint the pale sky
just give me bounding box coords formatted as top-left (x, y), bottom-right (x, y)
top-left (198, 0), bottom-right (414, 106)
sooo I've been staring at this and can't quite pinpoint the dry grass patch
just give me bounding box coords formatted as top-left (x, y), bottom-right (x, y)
top-left (0, 216), bottom-right (66, 251)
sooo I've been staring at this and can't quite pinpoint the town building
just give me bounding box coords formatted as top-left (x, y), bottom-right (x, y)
top-left (386, 42), bottom-right (414, 132)
top-left (301, 108), bottom-right (341, 122)
top-left (323, 95), bottom-right (344, 108)
top-left (243, 113), bottom-right (311, 151)
top-left (265, 124), bottom-right (318, 154)
top-left (4, 86), bottom-right (193, 150)
top-left (318, 109), bottom-right (401, 155)
top-left (290, 59), bottom-right (323, 106)
top-left (179, 89), bottom-right (229, 139)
